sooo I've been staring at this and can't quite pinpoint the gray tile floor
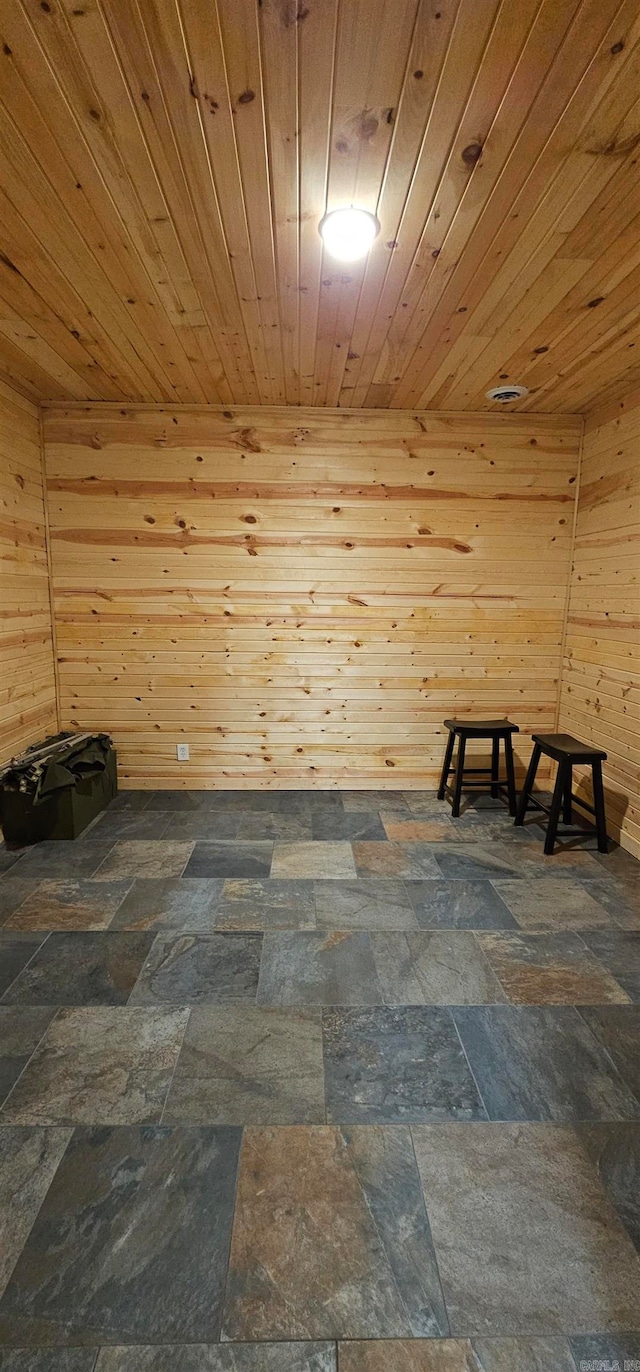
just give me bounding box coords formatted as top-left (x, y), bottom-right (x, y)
top-left (0, 788), bottom-right (639, 1369)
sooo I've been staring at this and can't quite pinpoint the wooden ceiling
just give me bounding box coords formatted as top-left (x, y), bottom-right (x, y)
top-left (1, 0), bottom-right (639, 413)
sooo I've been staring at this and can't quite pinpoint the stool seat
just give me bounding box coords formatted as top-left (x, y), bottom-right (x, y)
top-left (516, 732), bottom-right (608, 855)
top-left (444, 718), bottom-right (519, 737)
top-left (532, 733), bottom-right (607, 763)
top-left (438, 717), bottom-right (519, 817)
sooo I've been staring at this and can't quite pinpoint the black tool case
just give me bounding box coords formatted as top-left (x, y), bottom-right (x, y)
top-left (0, 731), bottom-right (117, 846)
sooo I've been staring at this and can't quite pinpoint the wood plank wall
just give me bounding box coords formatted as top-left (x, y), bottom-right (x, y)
top-left (559, 392), bottom-right (640, 859)
top-left (42, 406), bottom-right (581, 790)
top-left (0, 380), bottom-right (57, 764)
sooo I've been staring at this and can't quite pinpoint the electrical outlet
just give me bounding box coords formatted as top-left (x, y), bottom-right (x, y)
top-left (176, 743), bottom-right (190, 761)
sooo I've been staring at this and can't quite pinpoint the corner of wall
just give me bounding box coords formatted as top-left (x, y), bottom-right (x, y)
top-left (0, 383), bottom-right (59, 764)
top-left (38, 403), bottom-right (62, 736)
top-left (554, 413), bottom-right (585, 733)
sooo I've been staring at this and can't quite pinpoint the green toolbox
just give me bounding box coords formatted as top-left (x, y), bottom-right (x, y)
top-left (0, 732), bottom-right (117, 846)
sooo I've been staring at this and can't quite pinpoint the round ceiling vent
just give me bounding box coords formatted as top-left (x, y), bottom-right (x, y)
top-left (485, 384), bottom-right (529, 403)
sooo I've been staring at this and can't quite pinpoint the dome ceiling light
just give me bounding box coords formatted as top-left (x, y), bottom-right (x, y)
top-left (319, 207), bottom-right (380, 262)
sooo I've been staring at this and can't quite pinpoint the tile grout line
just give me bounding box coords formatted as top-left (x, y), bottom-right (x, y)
top-left (573, 1004), bottom-right (640, 1115)
top-left (0, 1005), bottom-right (62, 1119)
top-left (0, 878), bottom-right (44, 927)
top-left (177, 840), bottom-right (197, 877)
top-left (311, 884), bottom-right (332, 1127)
top-left (159, 1006), bottom-right (192, 1125)
top-left (0, 931), bottom-right (52, 1003)
top-left (81, 842), bottom-right (119, 880)
top-left (0, 1112), bottom-right (75, 1304)
top-left (448, 1007), bottom-right (493, 1123)
top-left (572, 929), bottom-right (632, 1003)
top-left (320, 1003), bottom-right (329, 1127)
top-left (407, 1122), bottom-right (452, 1340)
top-left (103, 877), bottom-right (136, 931)
top-left (468, 929), bottom-right (511, 1003)
top-left (330, 1122), bottom-right (428, 1338)
top-left (217, 1122), bottom-right (246, 1344)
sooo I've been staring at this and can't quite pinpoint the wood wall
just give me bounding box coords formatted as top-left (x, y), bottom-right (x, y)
top-left (559, 392), bottom-right (640, 859)
top-left (0, 380), bottom-right (57, 765)
top-left (42, 406), bottom-right (580, 789)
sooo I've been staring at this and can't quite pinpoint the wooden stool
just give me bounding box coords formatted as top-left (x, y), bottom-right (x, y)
top-left (515, 732), bottom-right (608, 855)
top-left (438, 718), bottom-right (519, 818)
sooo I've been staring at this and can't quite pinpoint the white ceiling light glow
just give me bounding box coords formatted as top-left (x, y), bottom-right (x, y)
top-left (319, 207), bottom-right (380, 262)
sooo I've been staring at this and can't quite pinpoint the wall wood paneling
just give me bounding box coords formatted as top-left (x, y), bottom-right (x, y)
top-left (0, 379), bottom-right (57, 764)
top-left (43, 405), bottom-right (581, 789)
top-left (559, 392), bottom-right (640, 858)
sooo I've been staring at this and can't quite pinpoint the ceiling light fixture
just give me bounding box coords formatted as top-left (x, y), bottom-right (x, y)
top-left (319, 207), bottom-right (380, 262)
top-left (485, 384), bottom-right (529, 403)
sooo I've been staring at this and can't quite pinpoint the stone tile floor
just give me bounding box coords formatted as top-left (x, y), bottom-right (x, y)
top-left (0, 789), bottom-right (639, 1370)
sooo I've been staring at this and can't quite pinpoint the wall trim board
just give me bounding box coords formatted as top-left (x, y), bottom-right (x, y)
top-left (554, 415), bottom-right (584, 734)
top-left (40, 403), bottom-right (585, 448)
top-left (559, 395), bottom-right (640, 859)
top-left (0, 379), bottom-right (58, 765)
top-left (43, 403), bottom-right (581, 790)
top-left (38, 405), bottom-right (61, 736)
top-left (41, 401), bottom-right (585, 422)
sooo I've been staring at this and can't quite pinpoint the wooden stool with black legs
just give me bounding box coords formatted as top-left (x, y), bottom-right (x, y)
top-left (438, 718), bottom-right (519, 818)
top-left (514, 732), bottom-right (608, 855)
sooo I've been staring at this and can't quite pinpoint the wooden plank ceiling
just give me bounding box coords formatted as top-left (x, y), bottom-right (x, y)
top-left (0, 0), bottom-right (639, 413)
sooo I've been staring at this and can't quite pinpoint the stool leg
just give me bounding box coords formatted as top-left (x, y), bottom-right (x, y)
top-left (438, 730), bottom-right (455, 801)
top-left (515, 742), bottom-right (541, 826)
top-left (563, 766), bottom-right (573, 825)
top-left (591, 759), bottom-right (608, 853)
top-left (545, 761), bottom-right (568, 856)
top-left (503, 733), bottom-right (517, 816)
top-left (451, 734), bottom-right (467, 818)
top-left (491, 737), bottom-right (500, 799)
